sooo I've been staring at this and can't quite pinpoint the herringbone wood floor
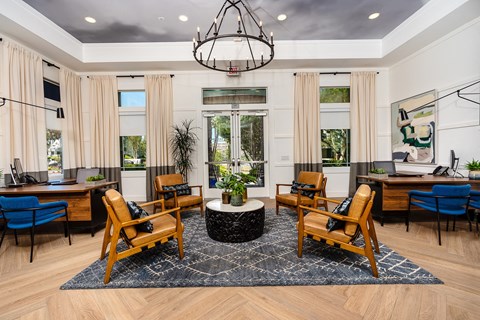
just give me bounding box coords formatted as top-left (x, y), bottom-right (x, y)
top-left (1, 198), bottom-right (479, 319)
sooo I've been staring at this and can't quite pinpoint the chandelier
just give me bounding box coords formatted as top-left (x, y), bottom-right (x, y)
top-left (193, 0), bottom-right (274, 73)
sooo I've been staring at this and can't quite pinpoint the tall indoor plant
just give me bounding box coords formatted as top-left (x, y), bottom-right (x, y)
top-left (170, 119), bottom-right (199, 182)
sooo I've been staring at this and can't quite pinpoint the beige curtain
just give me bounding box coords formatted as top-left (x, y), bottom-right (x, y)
top-left (60, 68), bottom-right (85, 179)
top-left (2, 40), bottom-right (47, 182)
top-left (294, 72), bottom-right (322, 179)
top-left (89, 75), bottom-right (121, 189)
top-left (349, 71), bottom-right (377, 195)
top-left (145, 75), bottom-right (175, 201)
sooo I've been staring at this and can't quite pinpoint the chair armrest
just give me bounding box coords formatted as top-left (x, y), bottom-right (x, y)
top-left (313, 196), bottom-right (341, 205)
top-left (122, 207), bottom-right (181, 227)
top-left (140, 199), bottom-right (165, 211)
top-left (189, 185), bottom-right (203, 197)
top-left (298, 205), bottom-right (359, 223)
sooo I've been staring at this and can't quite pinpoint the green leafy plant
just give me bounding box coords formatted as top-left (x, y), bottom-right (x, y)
top-left (369, 168), bottom-right (387, 174)
top-left (215, 170), bottom-right (236, 193)
top-left (465, 159), bottom-right (480, 171)
top-left (170, 119), bottom-right (199, 182)
top-left (230, 178), bottom-right (246, 196)
top-left (86, 174), bottom-right (105, 182)
top-left (237, 172), bottom-right (257, 184)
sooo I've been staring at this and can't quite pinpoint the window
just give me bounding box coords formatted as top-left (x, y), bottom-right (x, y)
top-left (118, 91), bottom-right (145, 107)
top-left (320, 87), bottom-right (350, 103)
top-left (47, 129), bottom-right (62, 174)
top-left (44, 79), bottom-right (61, 102)
top-left (320, 79), bottom-right (350, 167)
top-left (203, 88), bottom-right (267, 105)
top-left (120, 136), bottom-right (146, 171)
top-left (321, 129), bottom-right (350, 167)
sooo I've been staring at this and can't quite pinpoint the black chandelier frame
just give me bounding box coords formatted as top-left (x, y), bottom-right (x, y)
top-left (193, 0), bottom-right (274, 73)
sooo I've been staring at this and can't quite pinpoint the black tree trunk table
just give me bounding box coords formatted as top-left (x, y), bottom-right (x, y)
top-left (205, 199), bottom-right (265, 243)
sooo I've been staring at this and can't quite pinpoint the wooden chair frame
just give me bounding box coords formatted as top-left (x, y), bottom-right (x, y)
top-left (100, 198), bottom-right (184, 284)
top-left (154, 175), bottom-right (204, 216)
top-left (276, 176), bottom-right (328, 215)
top-left (298, 192), bottom-right (380, 277)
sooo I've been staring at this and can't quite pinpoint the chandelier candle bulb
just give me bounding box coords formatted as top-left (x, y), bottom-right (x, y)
top-left (259, 21), bottom-right (263, 37)
top-left (261, 53), bottom-right (264, 64)
top-left (197, 27), bottom-right (200, 41)
top-left (237, 16), bottom-right (241, 33)
top-left (214, 18), bottom-right (217, 34)
top-left (270, 32), bottom-right (273, 44)
top-left (200, 50), bottom-right (203, 62)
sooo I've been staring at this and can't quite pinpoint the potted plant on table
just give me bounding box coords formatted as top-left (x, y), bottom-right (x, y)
top-left (215, 171), bottom-right (236, 204)
top-left (465, 159), bottom-right (480, 180)
top-left (230, 178), bottom-right (246, 206)
top-left (85, 174), bottom-right (106, 185)
top-left (237, 172), bottom-right (257, 202)
top-left (368, 168), bottom-right (388, 179)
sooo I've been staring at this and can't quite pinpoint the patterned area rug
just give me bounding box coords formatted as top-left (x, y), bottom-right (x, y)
top-left (61, 208), bottom-right (442, 289)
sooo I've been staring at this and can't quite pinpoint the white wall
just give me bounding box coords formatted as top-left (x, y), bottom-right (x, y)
top-left (389, 17), bottom-right (480, 176)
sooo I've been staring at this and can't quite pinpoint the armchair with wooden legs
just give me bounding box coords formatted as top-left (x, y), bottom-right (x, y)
top-left (154, 174), bottom-right (204, 216)
top-left (100, 189), bottom-right (184, 284)
top-left (297, 184), bottom-right (380, 277)
top-left (276, 171), bottom-right (328, 215)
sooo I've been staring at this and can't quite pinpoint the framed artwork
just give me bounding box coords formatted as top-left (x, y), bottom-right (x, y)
top-left (391, 90), bottom-right (436, 164)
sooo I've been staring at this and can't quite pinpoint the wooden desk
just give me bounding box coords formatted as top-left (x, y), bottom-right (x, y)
top-left (0, 181), bottom-right (118, 235)
top-left (356, 175), bottom-right (480, 225)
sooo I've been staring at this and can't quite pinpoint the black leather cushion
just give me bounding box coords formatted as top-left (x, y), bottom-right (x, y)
top-left (326, 197), bottom-right (353, 232)
top-left (290, 181), bottom-right (316, 199)
top-left (126, 201), bottom-right (154, 233)
top-left (163, 183), bottom-right (191, 200)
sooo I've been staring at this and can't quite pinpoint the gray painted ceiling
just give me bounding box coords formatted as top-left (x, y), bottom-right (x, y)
top-left (22, 0), bottom-right (431, 43)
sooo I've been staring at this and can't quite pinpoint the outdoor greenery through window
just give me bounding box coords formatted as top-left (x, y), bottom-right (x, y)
top-left (120, 136), bottom-right (146, 170)
top-left (118, 91), bottom-right (146, 107)
top-left (320, 87), bottom-right (350, 103)
top-left (321, 129), bottom-right (350, 167)
top-left (47, 129), bottom-right (62, 173)
top-left (203, 88), bottom-right (267, 105)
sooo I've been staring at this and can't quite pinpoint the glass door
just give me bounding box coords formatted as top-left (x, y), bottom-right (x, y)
top-left (204, 110), bottom-right (268, 198)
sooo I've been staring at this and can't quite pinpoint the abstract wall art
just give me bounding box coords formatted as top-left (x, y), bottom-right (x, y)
top-left (391, 90), bottom-right (436, 164)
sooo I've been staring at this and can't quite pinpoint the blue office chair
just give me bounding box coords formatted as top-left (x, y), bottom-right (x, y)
top-left (0, 196), bottom-right (71, 262)
top-left (469, 190), bottom-right (480, 233)
top-left (406, 184), bottom-right (471, 246)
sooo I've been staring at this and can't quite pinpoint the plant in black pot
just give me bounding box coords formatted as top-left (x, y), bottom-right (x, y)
top-left (230, 177), bottom-right (246, 206)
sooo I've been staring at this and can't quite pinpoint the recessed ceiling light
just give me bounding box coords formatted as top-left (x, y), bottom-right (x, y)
top-left (277, 14), bottom-right (287, 21)
top-left (84, 16), bottom-right (96, 24)
top-left (158, 16), bottom-right (165, 21)
top-left (368, 12), bottom-right (380, 20)
top-left (178, 15), bottom-right (188, 22)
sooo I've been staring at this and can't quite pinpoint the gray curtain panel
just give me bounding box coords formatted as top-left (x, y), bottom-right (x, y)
top-left (348, 162), bottom-right (374, 196)
top-left (99, 167), bottom-right (122, 192)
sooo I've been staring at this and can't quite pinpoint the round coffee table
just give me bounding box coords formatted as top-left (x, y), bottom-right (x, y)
top-left (205, 199), bottom-right (265, 243)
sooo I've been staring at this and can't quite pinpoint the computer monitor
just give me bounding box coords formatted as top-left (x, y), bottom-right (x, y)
top-left (13, 158), bottom-right (25, 182)
top-left (450, 150), bottom-right (460, 177)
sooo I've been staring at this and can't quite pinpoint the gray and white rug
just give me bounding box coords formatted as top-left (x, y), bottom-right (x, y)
top-left (61, 208), bottom-right (442, 289)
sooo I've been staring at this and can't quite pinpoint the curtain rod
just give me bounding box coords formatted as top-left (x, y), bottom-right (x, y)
top-left (87, 74), bottom-right (175, 78)
top-left (293, 72), bottom-right (379, 76)
top-left (116, 75), bottom-right (174, 78)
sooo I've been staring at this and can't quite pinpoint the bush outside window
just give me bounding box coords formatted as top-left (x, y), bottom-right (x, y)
top-left (320, 87), bottom-right (350, 103)
top-left (47, 129), bottom-right (62, 173)
top-left (321, 129), bottom-right (350, 167)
